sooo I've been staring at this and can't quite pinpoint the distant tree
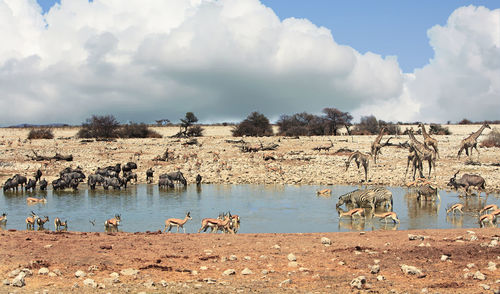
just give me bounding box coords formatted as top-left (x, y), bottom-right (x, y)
top-left (77, 115), bottom-right (120, 138)
top-left (172, 112), bottom-right (204, 137)
top-left (322, 108), bottom-right (353, 136)
top-left (458, 118), bottom-right (472, 125)
top-left (277, 112), bottom-right (316, 136)
top-left (27, 128), bottom-right (54, 139)
top-left (232, 112), bottom-right (273, 137)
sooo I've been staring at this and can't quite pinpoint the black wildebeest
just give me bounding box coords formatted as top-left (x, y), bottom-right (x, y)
top-left (447, 171), bottom-right (486, 196)
top-left (196, 174), bottom-right (202, 186)
top-left (34, 169), bottom-right (42, 182)
top-left (87, 174), bottom-right (105, 190)
top-left (39, 179), bottom-right (48, 191)
top-left (146, 168), bottom-right (154, 183)
top-left (161, 171), bottom-right (187, 186)
top-left (122, 162), bottom-right (137, 173)
top-left (13, 174), bottom-right (27, 189)
top-left (158, 177), bottom-right (174, 189)
top-left (25, 179), bottom-right (37, 191)
top-left (103, 177), bottom-right (122, 190)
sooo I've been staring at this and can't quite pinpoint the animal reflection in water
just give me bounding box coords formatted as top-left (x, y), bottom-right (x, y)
top-left (336, 207), bottom-right (399, 231)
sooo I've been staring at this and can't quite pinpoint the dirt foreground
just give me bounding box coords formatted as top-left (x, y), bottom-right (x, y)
top-left (0, 229), bottom-right (499, 293)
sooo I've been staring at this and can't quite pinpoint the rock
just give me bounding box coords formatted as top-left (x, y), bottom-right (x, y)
top-left (222, 269), bottom-right (236, 276)
top-left (467, 263), bottom-right (475, 268)
top-left (473, 271), bottom-right (486, 280)
top-left (488, 262), bottom-right (497, 271)
top-left (72, 282), bottom-right (79, 289)
top-left (288, 262), bottom-right (298, 267)
top-left (194, 283), bottom-right (202, 289)
top-left (88, 265), bottom-right (99, 272)
top-left (287, 253), bottom-right (297, 261)
top-left (191, 270), bottom-right (198, 276)
top-left (75, 270), bottom-right (86, 278)
top-left (83, 278), bottom-right (97, 288)
top-left (490, 240), bottom-right (499, 247)
top-left (12, 272), bottom-right (26, 287)
top-left (261, 270), bottom-right (269, 275)
top-left (143, 279), bottom-right (155, 288)
top-left (44, 244), bottom-right (52, 248)
top-left (52, 269), bottom-right (62, 276)
top-left (440, 255), bottom-right (450, 261)
top-left (272, 244), bottom-right (280, 249)
top-left (350, 276), bottom-right (366, 289)
top-left (299, 267), bottom-right (310, 272)
top-left (203, 278), bottom-right (216, 284)
top-left (200, 266), bottom-right (208, 271)
top-left (370, 265), bottom-right (380, 274)
top-left (97, 283), bottom-right (105, 289)
top-left (229, 255), bottom-right (237, 261)
top-left (338, 261), bottom-right (345, 266)
top-left (377, 275), bottom-right (385, 281)
top-left (160, 280), bottom-right (168, 287)
top-left (479, 284), bottom-right (490, 290)
top-left (241, 268), bottom-right (253, 275)
top-left (401, 264), bottom-right (425, 277)
top-left (48, 272), bottom-right (57, 277)
top-left (8, 269), bottom-right (20, 278)
top-left (3, 279), bottom-right (10, 285)
top-left (321, 237), bottom-right (331, 245)
top-left (110, 272), bottom-right (120, 279)
top-left (244, 256), bottom-right (251, 260)
top-left (279, 279), bottom-right (292, 287)
top-left (120, 268), bottom-right (140, 276)
top-left (38, 267), bottom-right (50, 275)
top-left (408, 234), bottom-right (426, 241)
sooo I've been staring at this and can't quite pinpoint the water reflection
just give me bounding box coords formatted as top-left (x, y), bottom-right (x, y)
top-left (1, 184), bottom-right (500, 233)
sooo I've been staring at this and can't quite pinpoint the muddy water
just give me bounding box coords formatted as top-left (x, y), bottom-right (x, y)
top-left (1, 184), bottom-right (498, 233)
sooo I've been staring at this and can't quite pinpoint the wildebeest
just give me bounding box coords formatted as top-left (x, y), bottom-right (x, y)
top-left (87, 174), bottom-right (105, 190)
top-left (447, 171), bottom-right (486, 196)
top-left (25, 179), bottom-right (37, 191)
top-left (34, 169), bottom-right (42, 182)
top-left (122, 162), bottom-right (137, 173)
top-left (158, 177), bottom-right (174, 188)
top-left (196, 174), bottom-right (202, 186)
top-left (39, 179), bottom-right (48, 191)
top-left (161, 171), bottom-right (187, 186)
top-left (3, 178), bottom-right (17, 192)
top-left (123, 171), bottom-right (137, 184)
top-left (146, 168), bottom-right (154, 183)
top-left (13, 174), bottom-right (27, 189)
top-left (103, 177), bottom-right (122, 190)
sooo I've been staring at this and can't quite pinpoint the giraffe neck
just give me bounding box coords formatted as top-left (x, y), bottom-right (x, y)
top-left (375, 128), bottom-right (385, 143)
top-left (470, 124), bottom-right (486, 140)
top-left (421, 125), bottom-right (430, 139)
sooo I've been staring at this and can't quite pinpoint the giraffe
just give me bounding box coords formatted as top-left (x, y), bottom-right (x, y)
top-left (408, 129), bottom-right (436, 178)
top-left (418, 123), bottom-right (439, 159)
top-left (405, 144), bottom-right (424, 181)
top-left (457, 123), bottom-right (491, 159)
top-left (345, 151), bottom-right (370, 182)
top-left (371, 127), bottom-right (387, 164)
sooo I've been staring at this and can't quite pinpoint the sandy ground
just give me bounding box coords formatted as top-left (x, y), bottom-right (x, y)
top-left (0, 124), bottom-right (499, 191)
top-left (1, 125), bottom-right (500, 293)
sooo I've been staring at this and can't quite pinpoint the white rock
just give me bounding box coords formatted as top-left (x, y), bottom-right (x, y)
top-left (287, 253), bottom-right (297, 261)
top-left (440, 255), bottom-right (449, 261)
top-left (38, 267), bottom-right (50, 275)
top-left (244, 256), bottom-right (251, 260)
top-left (229, 255), bottom-right (237, 261)
top-left (401, 264), bottom-right (424, 276)
top-left (377, 275), bottom-right (385, 281)
top-left (12, 272), bottom-right (25, 287)
top-left (279, 279), bottom-right (292, 287)
top-left (321, 237), bottom-right (331, 245)
top-left (200, 266), bottom-right (208, 271)
top-left (83, 278), bottom-right (97, 288)
top-left (350, 276), bottom-right (366, 289)
top-left (473, 271), bottom-right (486, 280)
top-left (241, 268), bottom-right (253, 275)
top-left (222, 269), bottom-right (236, 276)
top-left (120, 268), bottom-right (140, 276)
top-left (75, 270), bottom-right (86, 278)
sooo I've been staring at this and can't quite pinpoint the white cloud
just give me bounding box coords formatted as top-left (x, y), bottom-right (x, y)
top-left (0, 1), bottom-right (497, 125)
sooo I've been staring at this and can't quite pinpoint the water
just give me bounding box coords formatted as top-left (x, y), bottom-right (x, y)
top-left (1, 184), bottom-right (498, 233)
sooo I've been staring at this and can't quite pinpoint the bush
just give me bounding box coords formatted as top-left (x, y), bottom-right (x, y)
top-left (186, 125), bottom-right (204, 137)
top-left (118, 123), bottom-right (162, 138)
top-left (352, 115), bottom-right (379, 135)
top-left (458, 118), bottom-right (473, 125)
top-left (232, 112), bottom-right (273, 137)
top-left (277, 112), bottom-right (316, 136)
top-left (77, 115), bottom-right (120, 139)
top-left (27, 128), bottom-right (54, 139)
top-left (481, 128), bottom-right (500, 148)
top-left (429, 124), bottom-right (451, 135)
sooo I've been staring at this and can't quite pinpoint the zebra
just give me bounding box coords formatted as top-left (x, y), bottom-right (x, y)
top-left (336, 189), bottom-right (376, 211)
top-left (370, 187), bottom-right (393, 210)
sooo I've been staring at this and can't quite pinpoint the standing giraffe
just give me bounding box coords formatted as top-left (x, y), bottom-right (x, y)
top-left (418, 123), bottom-right (439, 159)
top-left (408, 129), bottom-right (436, 178)
top-left (345, 151), bottom-right (370, 182)
top-left (457, 123), bottom-right (491, 159)
top-left (371, 127), bottom-right (387, 164)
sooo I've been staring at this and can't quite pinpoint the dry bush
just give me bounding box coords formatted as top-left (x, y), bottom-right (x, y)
top-left (118, 123), bottom-right (162, 138)
top-left (77, 115), bottom-right (120, 138)
top-left (27, 128), bottom-right (54, 139)
top-left (429, 124), bottom-right (451, 135)
top-left (481, 128), bottom-right (500, 148)
top-left (232, 112), bottom-right (273, 137)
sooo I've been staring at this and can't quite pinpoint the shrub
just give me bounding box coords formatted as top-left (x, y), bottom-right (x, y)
top-left (77, 115), bottom-right (120, 139)
top-left (27, 128), bottom-right (54, 139)
top-left (277, 112), bottom-right (316, 136)
top-left (352, 115), bottom-right (379, 135)
top-left (186, 125), bottom-right (204, 137)
top-left (232, 112), bottom-right (273, 137)
top-left (458, 118), bottom-right (473, 125)
top-left (429, 124), bottom-right (451, 135)
top-left (481, 128), bottom-right (500, 148)
top-left (118, 123), bottom-right (162, 138)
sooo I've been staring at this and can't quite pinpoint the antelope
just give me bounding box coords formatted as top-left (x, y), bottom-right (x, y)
top-left (36, 216), bottom-right (49, 230)
top-left (198, 213), bottom-right (234, 234)
top-left (446, 203), bottom-right (464, 215)
top-left (478, 213), bottom-right (496, 228)
top-left (480, 204), bottom-right (498, 215)
top-left (372, 211), bottom-right (400, 224)
top-left (0, 213), bottom-right (7, 225)
top-left (316, 189), bottom-right (332, 196)
top-left (338, 208), bottom-right (365, 220)
top-left (231, 214), bottom-right (240, 233)
top-left (164, 212), bottom-right (192, 233)
top-left (215, 213), bottom-right (235, 234)
top-left (104, 214), bottom-right (121, 229)
top-left (26, 196), bottom-right (47, 203)
top-left (491, 209), bottom-right (500, 219)
top-left (25, 211), bottom-right (38, 230)
top-left (54, 217), bottom-right (68, 231)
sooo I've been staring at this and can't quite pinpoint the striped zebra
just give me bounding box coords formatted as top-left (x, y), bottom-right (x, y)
top-left (336, 189), bottom-right (375, 211)
top-left (370, 187), bottom-right (393, 210)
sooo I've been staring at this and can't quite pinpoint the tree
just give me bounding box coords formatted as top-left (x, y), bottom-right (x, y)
top-left (77, 114), bottom-right (120, 138)
top-left (322, 107), bottom-right (353, 136)
top-left (232, 112), bottom-right (273, 137)
top-left (277, 112), bottom-right (316, 136)
top-left (173, 112), bottom-right (204, 137)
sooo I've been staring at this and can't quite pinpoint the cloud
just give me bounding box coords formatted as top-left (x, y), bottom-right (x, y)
top-left (0, 1), bottom-right (497, 125)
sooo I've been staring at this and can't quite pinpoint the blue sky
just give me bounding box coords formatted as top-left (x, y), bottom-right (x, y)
top-left (37, 0), bottom-right (499, 73)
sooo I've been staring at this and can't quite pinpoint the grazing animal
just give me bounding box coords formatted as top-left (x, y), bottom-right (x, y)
top-left (478, 213), bottom-right (496, 228)
top-left (146, 168), bottom-right (154, 183)
top-left (418, 123), bottom-right (439, 158)
top-left (161, 171), bottom-right (187, 186)
top-left (25, 179), bottom-right (36, 191)
top-left (336, 189), bottom-right (376, 211)
top-left (34, 169), bottom-right (42, 182)
top-left (36, 216), bottom-right (49, 230)
top-left (198, 213), bottom-right (234, 234)
top-left (316, 188), bottom-right (332, 196)
top-left (39, 179), bottom-right (48, 191)
top-left (345, 151), bottom-right (370, 182)
top-left (416, 184), bottom-right (440, 201)
top-left (447, 171), bottom-right (486, 196)
top-left (26, 196), bottom-right (47, 203)
top-left (405, 145), bottom-right (425, 181)
top-left (104, 214), bottom-right (121, 229)
top-left (54, 217), bottom-right (68, 231)
top-left (371, 127), bottom-right (387, 164)
top-left (457, 123), bottom-right (491, 159)
top-left (164, 212), bottom-right (192, 233)
top-left (3, 178), bottom-right (18, 191)
top-left (480, 204), bottom-right (498, 215)
top-left (373, 211), bottom-right (400, 224)
top-left (0, 213), bottom-right (7, 225)
top-left (123, 171), bottom-right (137, 184)
top-left (338, 208), bottom-right (365, 220)
top-left (196, 174), bottom-right (202, 185)
top-left (122, 162), bottom-right (137, 173)
top-left (13, 174), bottom-right (27, 189)
top-left (158, 177), bottom-right (174, 188)
top-left (446, 203), bottom-right (464, 215)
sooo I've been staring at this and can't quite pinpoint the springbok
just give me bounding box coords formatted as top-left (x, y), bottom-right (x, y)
top-left (338, 208), bottom-right (365, 220)
top-left (54, 217), bottom-right (68, 231)
top-left (104, 214), bottom-right (121, 229)
top-left (316, 189), bottom-right (332, 196)
top-left (479, 214), bottom-right (496, 228)
top-left (480, 204), bottom-right (498, 215)
top-left (373, 211), bottom-right (400, 224)
top-left (36, 216), bottom-right (49, 230)
top-left (164, 212), bottom-right (192, 233)
top-left (198, 213), bottom-right (234, 234)
top-left (446, 203), bottom-right (464, 215)
top-left (25, 211), bottom-right (38, 230)
top-left (26, 196), bottom-right (47, 204)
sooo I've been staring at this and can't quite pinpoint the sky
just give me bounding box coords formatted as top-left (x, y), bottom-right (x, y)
top-left (0, 0), bottom-right (499, 125)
